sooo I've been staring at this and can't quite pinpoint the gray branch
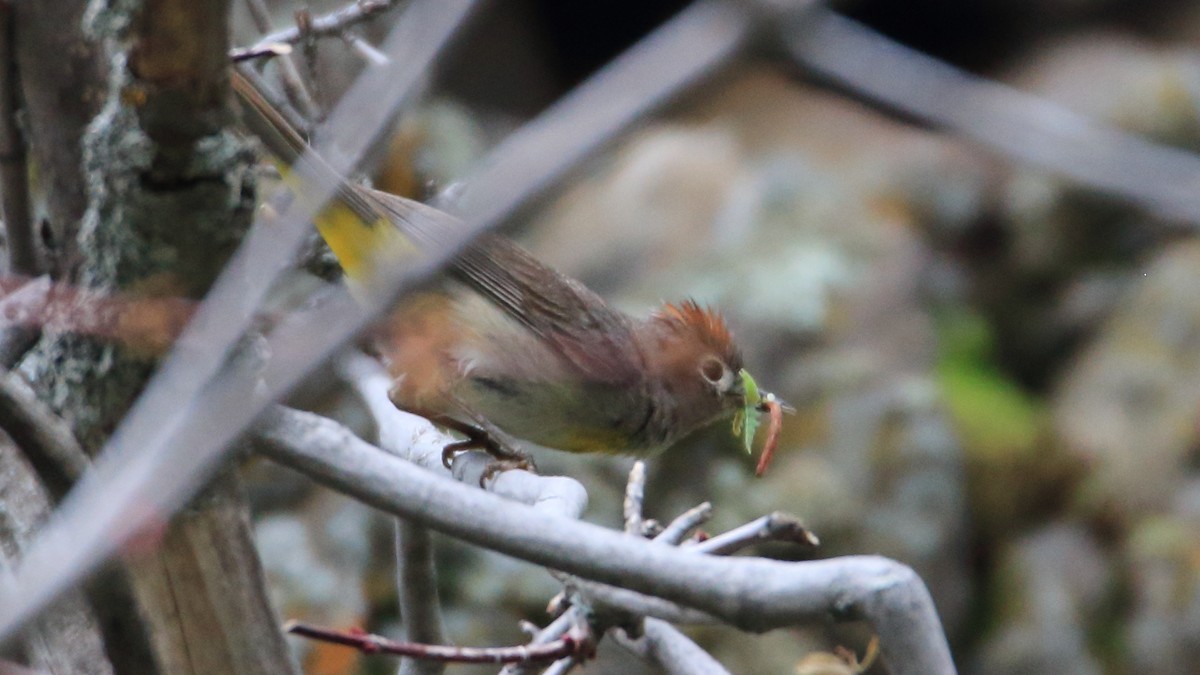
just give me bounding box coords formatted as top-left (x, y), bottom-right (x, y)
top-left (0, 372), bottom-right (89, 501)
top-left (0, 4), bottom-right (37, 278)
top-left (0, 278), bottom-right (48, 370)
top-left (623, 462), bottom-right (646, 535)
top-left (0, 437), bottom-right (111, 674)
top-left (654, 503), bottom-right (713, 545)
top-left (785, 7), bottom-right (1200, 222)
top-left (236, 0), bottom-right (400, 57)
top-left (11, 0), bottom-right (104, 277)
top-left (395, 521), bottom-right (446, 675)
top-left (243, 0), bottom-right (320, 123)
top-left (251, 407), bottom-right (955, 674)
top-left (689, 512), bottom-right (819, 555)
top-left (615, 618), bottom-right (731, 675)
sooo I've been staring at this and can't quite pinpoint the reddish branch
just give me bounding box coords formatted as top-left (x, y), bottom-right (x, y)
top-left (0, 275), bottom-right (194, 355)
top-left (285, 620), bottom-right (594, 665)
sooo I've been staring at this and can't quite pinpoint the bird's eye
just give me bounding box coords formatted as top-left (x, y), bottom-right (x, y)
top-left (700, 357), bottom-right (727, 385)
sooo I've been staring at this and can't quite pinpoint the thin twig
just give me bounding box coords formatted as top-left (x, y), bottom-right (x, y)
top-left (235, 0), bottom-right (399, 57)
top-left (541, 656), bottom-right (580, 675)
top-left (0, 2), bottom-right (37, 277)
top-left (230, 42), bottom-right (292, 63)
top-left (0, 274), bottom-right (194, 356)
top-left (284, 620), bottom-right (589, 664)
top-left (395, 520), bottom-right (446, 675)
top-left (654, 502), bottom-right (713, 545)
top-left (689, 512), bottom-right (820, 556)
top-left (341, 33), bottom-right (390, 65)
top-left (0, 276), bottom-right (47, 368)
top-left (615, 618), bottom-right (731, 675)
top-left (548, 571), bottom-right (719, 626)
top-left (295, 9), bottom-right (324, 122)
top-left (623, 461), bottom-right (646, 535)
top-left (499, 613), bottom-right (576, 675)
top-left (0, 371), bottom-right (90, 501)
top-left (243, 0), bottom-right (320, 127)
top-left (786, 6), bottom-right (1200, 223)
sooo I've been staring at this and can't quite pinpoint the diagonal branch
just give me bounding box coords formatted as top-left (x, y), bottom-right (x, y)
top-left (0, 371), bottom-right (89, 501)
top-left (0, 2), bottom-right (37, 278)
top-left (615, 618), bottom-right (731, 675)
top-left (786, 6), bottom-right (1200, 223)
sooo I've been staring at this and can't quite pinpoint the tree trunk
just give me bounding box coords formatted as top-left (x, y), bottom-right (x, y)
top-left (14, 1), bottom-right (296, 672)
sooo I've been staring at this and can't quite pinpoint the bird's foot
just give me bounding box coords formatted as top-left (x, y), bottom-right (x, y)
top-left (406, 404), bottom-right (537, 482)
top-left (479, 456), bottom-right (537, 487)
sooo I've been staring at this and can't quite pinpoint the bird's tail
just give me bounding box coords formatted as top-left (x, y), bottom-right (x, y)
top-left (231, 68), bottom-right (438, 284)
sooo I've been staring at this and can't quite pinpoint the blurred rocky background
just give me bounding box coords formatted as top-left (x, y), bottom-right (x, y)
top-left (235, 0), bottom-right (1200, 672)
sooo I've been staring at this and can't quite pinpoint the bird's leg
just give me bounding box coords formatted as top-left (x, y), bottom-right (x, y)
top-left (408, 402), bottom-right (536, 484)
top-left (450, 401), bottom-right (537, 485)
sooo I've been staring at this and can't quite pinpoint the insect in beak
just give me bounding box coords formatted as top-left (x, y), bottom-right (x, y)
top-left (731, 370), bottom-right (793, 477)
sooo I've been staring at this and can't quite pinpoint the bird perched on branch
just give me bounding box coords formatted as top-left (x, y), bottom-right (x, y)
top-left (232, 69), bottom-right (781, 476)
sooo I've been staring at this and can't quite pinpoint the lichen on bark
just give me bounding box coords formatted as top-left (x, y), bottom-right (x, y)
top-left (19, 0), bottom-right (255, 451)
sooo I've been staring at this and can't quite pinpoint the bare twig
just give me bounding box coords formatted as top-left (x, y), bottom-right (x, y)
top-left (624, 461), bottom-right (646, 535)
top-left (0, 438), bottom-right (111, 674)
top-left (229, 42), bottom-right (291, 63)
top-left (0, 277), bottom-right (48, 369)
top-left (654, 502), bottom-right (713, 545)
top-left (395, 520), bottom-right (446, 675)
top-left (500, 613), bottom-right (577, 675)
top-left (615, 618), bottom-right (731, 675)
top-left (9, 0), bottom-right (103, 277)
top-left (375, 349), bottom-right (448, 675)
top-left (243, 0), bottom-right (320, 127)
top-left (295, 9), bottom-right (323, 120)
top-left (786, 7), bottom-right (1200, 223)
top-left (341, 33), bottom-right (390, 66)
top-left (541, 656), bottom-right (581, 675)
top-left (0, 274), bottom-right (197, 360)
top-left (0, 372), bottom-right (89, 501)
top-left (0, 2), bottom-right (37, 277)
top-left (235, 0), bottom-right (399, 57)
top-left (689, 512), bottom-right (820, 556)
top-left (284, 620), bottom-right (590, 664)
top-left (549, 575), bottom-right (719, 626)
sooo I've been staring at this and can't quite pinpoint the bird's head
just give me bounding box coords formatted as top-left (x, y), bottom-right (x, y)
top-left (641, 301), bottom-right (749, 440)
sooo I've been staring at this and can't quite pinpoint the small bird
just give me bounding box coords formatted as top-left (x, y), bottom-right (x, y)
top-left (232, 70), bottom-right (774, 472)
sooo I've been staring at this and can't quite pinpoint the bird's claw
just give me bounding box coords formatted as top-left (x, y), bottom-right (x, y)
top-left (479, 457), bottom-right (537, 487)
top-left (441, 439), bottom-right (477, 469)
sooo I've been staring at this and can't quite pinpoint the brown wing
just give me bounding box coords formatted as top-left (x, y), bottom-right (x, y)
top-left (370, 190), bottom-right (645, 387)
